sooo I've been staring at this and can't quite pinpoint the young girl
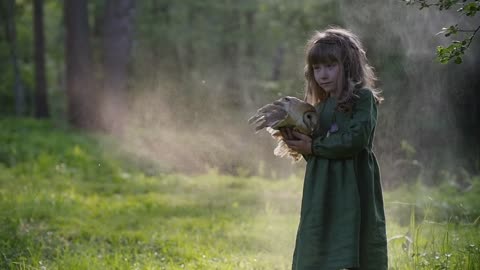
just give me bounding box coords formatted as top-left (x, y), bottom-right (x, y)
top-left (281, 27), bottom-right (388, 269)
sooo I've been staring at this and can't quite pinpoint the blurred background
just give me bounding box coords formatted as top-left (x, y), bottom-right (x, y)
top-left (1, 1), bottom-right (480, 269)
top-left (1, 0), bottom-right (479, 188)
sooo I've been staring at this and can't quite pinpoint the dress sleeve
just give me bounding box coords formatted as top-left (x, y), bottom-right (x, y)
top-left (311, 89), bottom-right (377, 159)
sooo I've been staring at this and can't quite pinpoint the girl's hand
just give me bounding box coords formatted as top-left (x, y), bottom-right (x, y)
top-left (279, 127), bottom-right (296, 140)
top-left (283, 130), bottom-right (312, 155)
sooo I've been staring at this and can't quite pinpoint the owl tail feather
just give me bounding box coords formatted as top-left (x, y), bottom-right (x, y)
top-left (267, 128), bottom-right (303, 162)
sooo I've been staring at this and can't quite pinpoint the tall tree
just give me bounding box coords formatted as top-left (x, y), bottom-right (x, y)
top-left (242, 1), bottom-right (258, 107)
top-left (150, 0), bottom-right (170, 70)
top-left (101, 0), bottom-right (135, 130)
top-left (4, 0), bottom-right (26, 116)
top-left (221, 1), bottom-right (241, 108)
top-left (33, 0), bottom-right (49, 118)
top-left (64, 0), bottom-right (95, 129)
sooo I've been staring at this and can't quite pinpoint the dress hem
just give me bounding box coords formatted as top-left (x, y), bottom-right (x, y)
top-left (294, 264), bottom-right (360, 270)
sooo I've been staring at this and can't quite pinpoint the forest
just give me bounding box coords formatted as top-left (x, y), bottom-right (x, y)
top-left (1, 0), bottom-right (479, 269)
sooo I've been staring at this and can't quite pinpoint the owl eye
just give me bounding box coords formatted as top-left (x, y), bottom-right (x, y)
top-left (283, 97), bottom-right (290, 102)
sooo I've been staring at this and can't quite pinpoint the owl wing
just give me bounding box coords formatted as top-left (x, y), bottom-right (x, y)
top-left (249, 96), bottom-right (310, 163)
top-left (248, 104), bottom-right (288, 132)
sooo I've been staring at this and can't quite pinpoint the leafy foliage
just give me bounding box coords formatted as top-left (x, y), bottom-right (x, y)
top-left (404, 0), bottom-right (480, 64)
top-left (436, 39), bottom-right (469, 64)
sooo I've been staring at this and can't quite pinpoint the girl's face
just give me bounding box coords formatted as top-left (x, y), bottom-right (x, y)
top-left (313, 62), bottom-right (340, 97)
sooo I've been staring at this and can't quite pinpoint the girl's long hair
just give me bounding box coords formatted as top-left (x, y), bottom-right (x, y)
top-left (304, 27), bottom-right (383, 108)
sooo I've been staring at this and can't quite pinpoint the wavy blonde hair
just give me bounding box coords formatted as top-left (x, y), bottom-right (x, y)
top-left (304, 27), bottom-right (383, 108)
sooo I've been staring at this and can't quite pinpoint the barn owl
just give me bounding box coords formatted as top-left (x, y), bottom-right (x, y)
top-left (248, 96), bottom-right (318, 161)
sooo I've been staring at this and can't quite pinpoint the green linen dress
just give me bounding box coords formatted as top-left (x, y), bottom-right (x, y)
top-left (291, 88), bottom-right (388, 270)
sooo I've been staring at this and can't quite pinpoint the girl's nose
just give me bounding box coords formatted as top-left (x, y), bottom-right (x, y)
top-left (319, 68), bottom-right (328, 78)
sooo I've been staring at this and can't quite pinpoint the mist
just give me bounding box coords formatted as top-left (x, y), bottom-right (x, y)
top-left (2, 1), bottom-right (479, 268)
top-left (92, 0), bottom-right (480, 190)
top-left (103, 73), bottom-right (304, 178)
top-left (339, 0), bottom-right (480, 187)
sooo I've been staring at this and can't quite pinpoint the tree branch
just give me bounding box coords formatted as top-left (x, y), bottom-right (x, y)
top-left (465, 25), bottom-right (480, 49)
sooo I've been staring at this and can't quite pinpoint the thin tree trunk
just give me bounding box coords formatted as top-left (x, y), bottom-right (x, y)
top-left (65, 0), bottom-right (95, 129)
top-left (221, 2), bottom-right (241, 108)
top-left (33, 0), bottom-right (49, 118)
top-left (101, 0), bottom-right (135, 131)
top-left (244, 6), bottom-right (257, 107)
top-left (5, 0), bottom-right (26, 116)
top-left (185, 8), bottom-right (195, 71)
top-left (151, 1), bottom-right (169, 71)
top-left (271, 45), bottom-right (285, 81)
top-left (245, 8), bottom-right (256, 75)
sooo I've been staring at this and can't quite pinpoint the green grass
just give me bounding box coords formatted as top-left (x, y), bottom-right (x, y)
top-left (0, 118), bottom-right (479, 269)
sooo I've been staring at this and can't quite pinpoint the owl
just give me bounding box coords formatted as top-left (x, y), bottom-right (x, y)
top-left (248, 96), bottom-right (318, 161)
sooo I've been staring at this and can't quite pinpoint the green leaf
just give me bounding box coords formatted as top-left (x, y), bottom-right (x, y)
top-left (462, 2), bottom-right (480, 16)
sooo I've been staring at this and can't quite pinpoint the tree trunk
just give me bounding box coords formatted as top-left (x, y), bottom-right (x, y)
top-left (271, 45), bottom-right (285, 81)
top-left (64, 0), bottom-right (95, 129)
top-left (101, 0), bottom-right (135, 131)
top-left (33, 0), bottom-right (49, 118)
top-left (221, 2), bottom-right (241, 108)
top-left (245, 8), bottom-right (256, 75)
top-left (5, 0), bottom-right (26, 116)
top-left (185, 8), bottom-right (195, 71)
top-left (243, 6), bottom-right (257, 108)
top-left (151, 1), bottom-right (170, 71)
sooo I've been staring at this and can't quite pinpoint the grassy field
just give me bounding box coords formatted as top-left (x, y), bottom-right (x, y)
top-left (1, 119), bottom-right (479, 269)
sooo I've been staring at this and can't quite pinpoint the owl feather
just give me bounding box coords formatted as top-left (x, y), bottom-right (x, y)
top-left (248, 96), bottom-right (318, 161)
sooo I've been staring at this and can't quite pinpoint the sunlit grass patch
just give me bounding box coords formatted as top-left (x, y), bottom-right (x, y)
top-left (388, 221), bottom-right (480, 269)
top-left (385, 183), bottom-right (480, 270)
top-left (0, 118), bottom-right (479, 269)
